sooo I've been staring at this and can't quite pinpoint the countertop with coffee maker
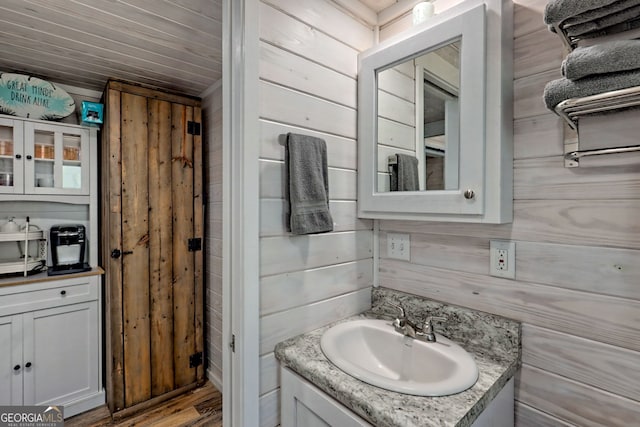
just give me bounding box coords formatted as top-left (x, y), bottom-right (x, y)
top-left (0, 217), bottom-right (103, 288)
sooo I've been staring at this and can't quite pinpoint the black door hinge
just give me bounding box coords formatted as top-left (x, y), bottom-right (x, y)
top-left (189, 352), bottom-right (203, 368)
top-left (230, 334), bottom-right (235, 353)
top-left (188, 238), bottom-right (202, 252)
top-left (187, 121), bottom-right (201, 136)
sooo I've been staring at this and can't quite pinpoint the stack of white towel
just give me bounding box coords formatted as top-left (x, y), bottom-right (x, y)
top-left (543, 0), bottom-right (640, 110)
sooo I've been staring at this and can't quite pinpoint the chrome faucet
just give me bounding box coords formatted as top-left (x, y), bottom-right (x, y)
top-left (385, 303), bottom-right (447, 343)
top-left (387, 303), bottom-right (419, 338)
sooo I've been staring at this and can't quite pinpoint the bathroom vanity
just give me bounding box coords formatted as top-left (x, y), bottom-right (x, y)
top-left (275, 289), bottom-right (521, 427)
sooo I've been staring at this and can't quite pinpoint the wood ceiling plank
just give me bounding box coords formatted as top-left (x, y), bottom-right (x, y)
top-left (0, 41), bottom-right (210, 95)
top-left (0, 7), bottom-right (217, 79)
top-left (0, 0), bottom-right (222, 96)
top-left (24, 0), bottom-right (221, 63)
top-left (168, 0), bottom-right (223, 22)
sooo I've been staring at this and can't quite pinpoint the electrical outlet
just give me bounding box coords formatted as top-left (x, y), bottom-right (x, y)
top-left (387, 233), bottom-right (410, 261)
top-left (490, 240), bottom-right (516, 279)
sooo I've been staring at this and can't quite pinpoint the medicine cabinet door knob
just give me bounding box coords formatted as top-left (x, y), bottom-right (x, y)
top-left (464, 189), bottom-right (475, 200)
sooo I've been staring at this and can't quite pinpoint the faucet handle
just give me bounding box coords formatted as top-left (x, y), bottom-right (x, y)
top-left (422, 316), bottom-right (447, 332)
top-left (385, 302), bottom-right (406, 319)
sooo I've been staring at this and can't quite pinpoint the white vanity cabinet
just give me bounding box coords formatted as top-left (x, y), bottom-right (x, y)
top-left (281, 367), bottom-right (372, 427)
top-left (0, 275), bottom-right (103, 417)
top-left (0, 115), bottom-right (94, 197)
top-left (281, 367), bottom-right (515, 427)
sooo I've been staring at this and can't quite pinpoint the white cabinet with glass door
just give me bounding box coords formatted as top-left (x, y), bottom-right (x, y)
top-left (0, 115), bottom-right (93, 196)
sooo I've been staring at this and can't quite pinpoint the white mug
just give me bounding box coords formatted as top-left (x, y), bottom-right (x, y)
top-left (37, 176), bottom-right (54, 187)
top-left (412, 1), bottom-right (434, 25)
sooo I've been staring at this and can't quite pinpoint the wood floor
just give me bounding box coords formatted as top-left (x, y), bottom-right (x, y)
top-left (65, 382), bottom-right (222, 427)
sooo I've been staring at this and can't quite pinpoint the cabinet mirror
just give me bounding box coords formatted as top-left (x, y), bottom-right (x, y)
top-left (357, 0), bottom-right (513, 223)
top-left (377, 39), bottom-right (461, 193)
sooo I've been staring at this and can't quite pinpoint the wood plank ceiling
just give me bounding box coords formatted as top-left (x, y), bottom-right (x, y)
top-left (359, 0), bottom-right (399, 12)
top-left (0, 0), bottom-right (222, 97)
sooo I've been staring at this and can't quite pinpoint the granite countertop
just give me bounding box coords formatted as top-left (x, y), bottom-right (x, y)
top-left (275, 288), bottom-right (521, 427)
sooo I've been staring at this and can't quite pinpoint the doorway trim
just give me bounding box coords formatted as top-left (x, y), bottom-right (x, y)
top-left (222, 0), bottom-right (261, 425)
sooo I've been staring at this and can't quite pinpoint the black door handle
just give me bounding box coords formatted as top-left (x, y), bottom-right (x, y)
top-left (111, 249), bottom-right (133, 259)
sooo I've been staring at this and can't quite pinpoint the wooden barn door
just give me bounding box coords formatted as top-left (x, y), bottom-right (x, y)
top-left (102, 81), bottom-right (204, 413)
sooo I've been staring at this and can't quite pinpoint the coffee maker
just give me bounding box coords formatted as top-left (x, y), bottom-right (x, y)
top-left (48, 225), bottom-right (91, 275)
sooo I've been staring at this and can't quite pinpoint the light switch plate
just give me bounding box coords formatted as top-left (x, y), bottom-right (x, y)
top-left (387, 233), bottom-right (410, 261)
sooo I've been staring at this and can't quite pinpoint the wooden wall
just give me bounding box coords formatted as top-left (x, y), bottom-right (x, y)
top-left (378, 1), bottom-right (640, 426)
top-left (257, 1), bottom-right (375, 425)
top-left (202, 82), bottom-right (224, 391)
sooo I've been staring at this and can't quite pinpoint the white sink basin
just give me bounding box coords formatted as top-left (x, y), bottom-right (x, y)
top-left (320, 319), bottom-right (478, 396)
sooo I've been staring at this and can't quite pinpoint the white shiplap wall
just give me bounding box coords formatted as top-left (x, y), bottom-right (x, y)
top-left (257, 1), bottom-right (375, 425)
top-left (378, 1), bottom-right (640, 426)
top-left (202, 81), bottom-right (224, 391)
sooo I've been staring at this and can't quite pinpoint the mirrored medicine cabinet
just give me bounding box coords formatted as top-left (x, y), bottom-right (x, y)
top-left (357, 0), bottom-right (513, 223)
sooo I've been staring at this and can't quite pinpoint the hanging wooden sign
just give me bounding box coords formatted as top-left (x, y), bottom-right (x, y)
top-left (0, 73), bottom-right (75, 120)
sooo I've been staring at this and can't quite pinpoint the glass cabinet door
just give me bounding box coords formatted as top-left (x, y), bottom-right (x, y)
top-left (0, 117), bottom-right (24, 194)
top-left (23, 122), bottom-right (90, 195)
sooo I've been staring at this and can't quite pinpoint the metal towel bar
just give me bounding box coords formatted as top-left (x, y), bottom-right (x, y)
top-left (564, 145), bottom-right (640, 162)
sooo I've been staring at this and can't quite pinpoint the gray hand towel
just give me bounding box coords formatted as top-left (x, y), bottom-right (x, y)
top-left (390, 153), bottom-right (420, 192)
top-left (576, 16), bottom-right (640, 38)
top-left (562, 3), bottom-right (640, 36)
top-left (544, 0), bottom-right (622, 25)
top-left (543, 69), bottom-right (640, 110)
top-left (548, 0), bottom-right (640, 27)
top-left (562, 40), bottom-right (640, 80)
top-left (285, 133), bottom-right (333, 235)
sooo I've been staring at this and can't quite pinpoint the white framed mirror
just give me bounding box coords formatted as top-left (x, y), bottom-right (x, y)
top-left (357, 0), bottom-right (513, 223)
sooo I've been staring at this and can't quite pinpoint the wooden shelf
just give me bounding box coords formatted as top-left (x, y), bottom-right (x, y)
top-left (0, 230), bottom-right (45, 242)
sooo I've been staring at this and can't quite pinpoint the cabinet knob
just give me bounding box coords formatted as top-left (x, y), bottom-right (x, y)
top-left (60, 290), bottom-right (67, 296)
top-left (25, 362), bottom-right (32, 368)
top-left (464, 189), bottom-right (475, 200)
top-left (15, 154), bottom-right (22, 160)
top-left (13, 364), bottom-right (20, 371)
top-left (26, 155), bottom-right (32, 160)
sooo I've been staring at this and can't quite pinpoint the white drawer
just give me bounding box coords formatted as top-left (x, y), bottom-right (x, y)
top-left (0, 278), bottom-right (98, 317)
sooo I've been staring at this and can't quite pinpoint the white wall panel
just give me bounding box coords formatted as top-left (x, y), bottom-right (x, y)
top-left (378, 2), bottom-right (640, 425)
top-left (257, 2), bottom-right (374, 425)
